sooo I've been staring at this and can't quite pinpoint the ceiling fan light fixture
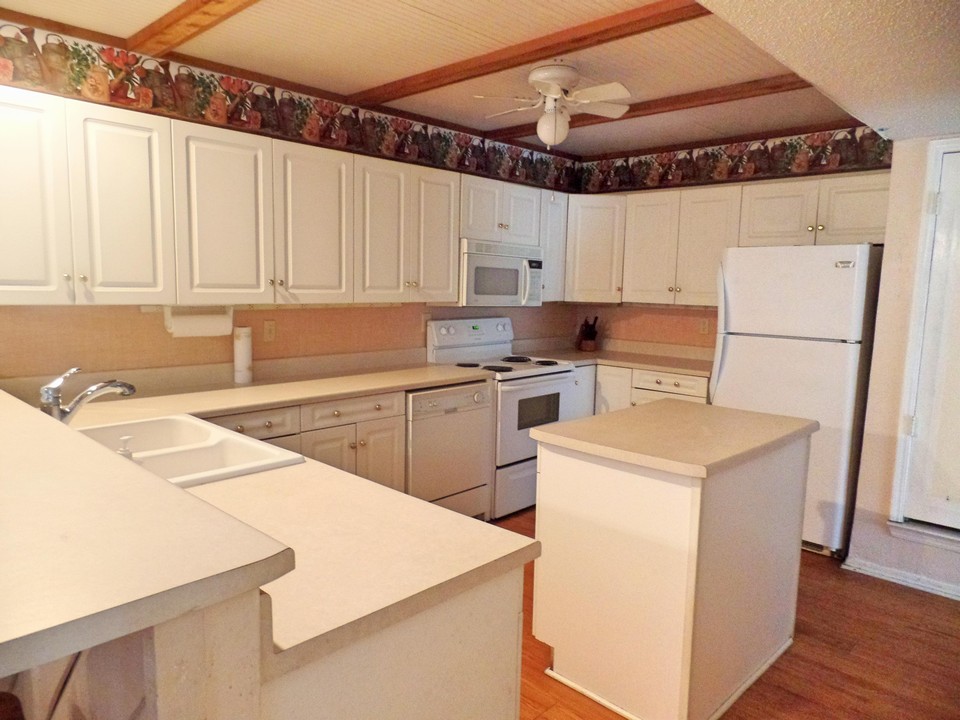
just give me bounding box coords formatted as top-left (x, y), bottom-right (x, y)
top-left (537, 105), bottom-right (569, 149)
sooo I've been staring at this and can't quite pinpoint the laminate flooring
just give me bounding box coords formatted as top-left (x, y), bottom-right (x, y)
top-left (494, 508), bottom-right (960, 720)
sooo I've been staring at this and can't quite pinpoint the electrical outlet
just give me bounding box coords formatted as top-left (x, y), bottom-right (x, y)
top-left (698, 319), bottom-right (710, 335)
top-left (263, 320), bottom-right (277, 343)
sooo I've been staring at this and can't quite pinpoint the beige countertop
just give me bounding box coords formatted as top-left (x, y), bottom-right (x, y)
top-left (0, 391), bottom-right (294, 679)
top-left (530, 399), bottom-right (818, 478)
top-left (546, 349), bottom-right (713, 377)
top-left (74, 365), bottom-right (492, 425)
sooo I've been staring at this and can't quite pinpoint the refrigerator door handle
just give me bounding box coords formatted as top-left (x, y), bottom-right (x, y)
top-left (709, 332), bottom-right (726, 403)
top-left (716, 258), bottom-right (728, 333)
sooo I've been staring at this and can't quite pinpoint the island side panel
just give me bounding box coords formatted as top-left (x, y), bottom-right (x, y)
top-left (533, 444), bottom-right (702, 720)
top-left (688, 437), bottom-right (810, 720)
top-left (260, 567), bottom-right (524, 720)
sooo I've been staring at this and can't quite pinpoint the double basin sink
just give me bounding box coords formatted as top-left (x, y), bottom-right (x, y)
top-left (79, 414), bottom-right (304, 487)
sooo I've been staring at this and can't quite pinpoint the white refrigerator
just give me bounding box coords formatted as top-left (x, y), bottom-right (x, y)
top-left (709, 244), bottom-right (882, 555)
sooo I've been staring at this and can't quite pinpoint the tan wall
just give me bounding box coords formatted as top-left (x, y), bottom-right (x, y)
top-left (0, 302), bottom-right (713, 380)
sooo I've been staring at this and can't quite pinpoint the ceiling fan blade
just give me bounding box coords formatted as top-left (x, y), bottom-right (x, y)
top-left (474, 94), bottom-right (538, 102)
top-left (485, 103), bottom-right (541, 119)
top-left (568, 81), bottom-right (630, 104)
top-left (531, 79), bottom-right (563, 98)
top-left (577, 101), bottom-right (630, 119)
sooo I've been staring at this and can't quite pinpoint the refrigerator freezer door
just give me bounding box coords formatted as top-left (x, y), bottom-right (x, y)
top-left (719, 244), bottom-right (873, 341)
top-left (711, 334), bottom-right (862, 551)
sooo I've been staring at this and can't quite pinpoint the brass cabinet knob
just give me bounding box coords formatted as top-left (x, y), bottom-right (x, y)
top-left (807, 226), bottom-right (815, 232)
top-left (333, 410), bottom-right (341, 417)
top-left (668, 286), bottom-right (674, 292)
top-left (358, 440), bottom-right (366, 447)
top-left (817, 224), bottom-right (825, 231)
top-left (264, 420), bottom-right (273, 429)
top-left (235, 424), bottom-right (245, 433)
top-left (349, 442), bottom-right (357, 450)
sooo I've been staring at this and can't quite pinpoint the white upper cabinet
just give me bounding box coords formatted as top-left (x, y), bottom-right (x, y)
top-left (273, 140), bottom-right (354, 304)
top-left (675, 185), bottom-right (741, 306)
top-left (66, 101), bottom-right (176, 304)
top-left (739, 172), bottom-right (890, 247)
top-left (622, 190), bottom-right (681, 305)
top-left (0, 86), bottom-right (72, 304)
top-left (564, 194), bottom-right (626, 303)
top-left (539, 189), bottom-right (568, 302)
top-left (354, 155), bottom-right (459, 303)
top-left (460, 175), bottom-right (540, 245)
top-left (173, 120), bottom-right (274, 305)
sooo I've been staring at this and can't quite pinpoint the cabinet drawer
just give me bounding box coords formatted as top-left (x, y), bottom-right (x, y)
top-left (206, 405), bottom-right (300, 439)
top-left (301, 391), bottom-right (404, 430)
top-left (631, 370), bottom-right (708, 399)
top-left (630, 388), bottom-right (707, 406)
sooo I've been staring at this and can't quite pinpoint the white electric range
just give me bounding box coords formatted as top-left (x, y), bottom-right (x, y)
top-left (426, 317), bottom-right (577, 518)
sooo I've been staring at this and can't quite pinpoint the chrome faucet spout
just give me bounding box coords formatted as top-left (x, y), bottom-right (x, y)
top-left (40, 368), bottom-right (136, 424)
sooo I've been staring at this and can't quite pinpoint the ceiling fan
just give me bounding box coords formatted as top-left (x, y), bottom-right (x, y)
top-left (477, 62), bottom-right (631, 149)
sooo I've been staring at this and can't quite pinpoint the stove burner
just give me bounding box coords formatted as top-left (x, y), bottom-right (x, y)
top-left (501, 355), bottom-right (531, 363)
top-left (456, 362), bottom-right (480, 368)
top-left (535, 360), bottom-right (559, 366)
top-left (483, 365), bottom-right (514, 372)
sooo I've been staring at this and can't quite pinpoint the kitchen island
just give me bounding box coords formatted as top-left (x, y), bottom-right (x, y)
top-left (0, 365), bottom-right (539, 720)
top-left (530, 399), bottom-right (818, 720)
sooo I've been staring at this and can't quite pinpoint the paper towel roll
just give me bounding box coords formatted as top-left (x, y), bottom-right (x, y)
top-left (163, 306), bottom-right (233, 337)
top-left (234, 327), bottom-right (253, 384)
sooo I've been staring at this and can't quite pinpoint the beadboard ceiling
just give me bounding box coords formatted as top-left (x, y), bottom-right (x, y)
top-left (3, 0), bottom-right (958, 158)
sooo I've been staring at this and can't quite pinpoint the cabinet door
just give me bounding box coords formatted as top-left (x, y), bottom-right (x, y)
top-left (502, 183), bottom-right (541, 245)
top-left (67, 101), bottom-right (176, 304)
top-left (410, 165), bottom-right (459, 302)
top-left (0, 86), bottom-right (73, 304)
top-left (540, 190), bottom-right (567, 302)
top-left (301, 425), bottom-right (357, 474)
top-left (565, 194), bottom-right (626, 303)
top-left (356, 415), bottom-right (406, 492)
top-left (460, 175), bottom-right (501, 241)
top-left (676, 185), bottom-right (741, 306)
top-left (738, 179), bottom-right (818, 247)
top-left (568, 365), bottom-right (596, 419)
top-left (273, 140), bottom-right (353, 303)
top-left (354, 155), bottom-right (408, 302)
top-left (594, 365), bottom-right (632, 414)
top-left (622, 190), bottom-right (680, 304)
top-left (173, 121), bottom-right (274, 304)
top-left (815, 173), bottom-right (890, 245)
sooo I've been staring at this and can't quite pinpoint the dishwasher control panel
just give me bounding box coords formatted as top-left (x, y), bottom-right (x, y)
top-left (407, 382), bottom-right (492, 420)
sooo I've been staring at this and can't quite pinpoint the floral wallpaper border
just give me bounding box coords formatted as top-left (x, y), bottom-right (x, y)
top-left (0, 22), bottom-right (890, 194)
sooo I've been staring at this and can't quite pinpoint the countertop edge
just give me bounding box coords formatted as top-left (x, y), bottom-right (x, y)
top-left (260, 542), bottom-right (538, 680)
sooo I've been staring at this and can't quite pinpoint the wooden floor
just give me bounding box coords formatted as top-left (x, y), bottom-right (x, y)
top-left (495, 508), bottom-right (960, 720)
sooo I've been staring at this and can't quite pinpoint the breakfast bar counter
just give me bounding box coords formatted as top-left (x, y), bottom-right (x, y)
top-left (530, 400), bottom-right (818, 720)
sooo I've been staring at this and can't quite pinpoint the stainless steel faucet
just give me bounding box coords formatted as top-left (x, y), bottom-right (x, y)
top-left (40, 367), bottom-right (136, 424)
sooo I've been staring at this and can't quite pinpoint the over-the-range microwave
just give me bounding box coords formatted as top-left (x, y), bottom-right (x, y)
top-left (459, 238), bottom-right (543, 307)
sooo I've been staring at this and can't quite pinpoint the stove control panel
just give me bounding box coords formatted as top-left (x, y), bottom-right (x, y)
top-left (427, 317), bottom-right (513, 349)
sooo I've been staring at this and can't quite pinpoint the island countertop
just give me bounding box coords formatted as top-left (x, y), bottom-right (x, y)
top-left (530, 399), bottom-right (819, 478)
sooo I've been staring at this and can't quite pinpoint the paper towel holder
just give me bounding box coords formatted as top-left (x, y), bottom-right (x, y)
top-left (163, 306), bottom-right (234, 337)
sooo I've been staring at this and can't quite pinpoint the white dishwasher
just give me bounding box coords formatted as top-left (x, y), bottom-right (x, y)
top-left (406, 381), bottom-right (495, 520)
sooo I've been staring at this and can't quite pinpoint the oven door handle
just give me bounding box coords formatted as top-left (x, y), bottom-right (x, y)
top-left (498, 373), bottom-right (576, 395)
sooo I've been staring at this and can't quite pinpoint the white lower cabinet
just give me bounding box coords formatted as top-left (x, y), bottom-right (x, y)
top-left (595, 364), bottom-right (708, 414)
top-left (301, 392), bottom-right (406, 492)
top-left (569, 365), bottom-right (596, 418)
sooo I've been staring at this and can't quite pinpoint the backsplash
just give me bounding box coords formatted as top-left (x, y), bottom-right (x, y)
top-left (0, 304), bottom-right (714, 381)
top-left (0, 21), bottom-right (889, 194)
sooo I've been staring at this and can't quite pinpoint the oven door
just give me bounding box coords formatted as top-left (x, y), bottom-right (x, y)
top-left (496, 372), bottom-right (576, 466)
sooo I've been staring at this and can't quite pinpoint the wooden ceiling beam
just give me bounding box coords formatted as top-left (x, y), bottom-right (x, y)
top-left (346, 0), bottom-right (710, 106)
top-left (127, 0), bottom-right (263, 56)
top-left (486, 73), bottom-right (813, 141)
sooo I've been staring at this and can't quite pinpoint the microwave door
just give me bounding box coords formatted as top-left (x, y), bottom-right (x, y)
top-left (463, 253), bottom-right (522, 306)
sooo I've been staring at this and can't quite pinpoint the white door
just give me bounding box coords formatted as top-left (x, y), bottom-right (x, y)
top-left (622, 190), bottom-right (680, 304)
top-left (565, 194), bottom-right (626, 303)
top-left (173, 121), bottom-right (274, 304)
top-left (354, 155), bottom-right (408, 302)
top-left (67, 101), bottom-right (176, 304)
top-left (409, 165), bottom-right (459, 302)
top-left (711, 333), bottom-right (863, 551)
top-left (738, 179), bottom-right (819, 247)
top-left (460, 175), bottom-right (501, 242)
top-left (0, 85), bottom-right (73, 304)
top-left (719, 244), bottom-right (874, 341)
top-left (675, 185), bottom-right (741, 306)
top-left (502, 183), bottom-right (541, 245)
top-left (301, 425), bottom-right (357, 474)
top-left (356, 416), bottom-right (406, 492)
top-left (903, 151), bottom-right (960, 530)
top-left (539, 190), bottom-right (567, 302)
top-left (273, 140), bottom-right (353, 304)
top-left (815, 173), bottom-right (890, 246)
